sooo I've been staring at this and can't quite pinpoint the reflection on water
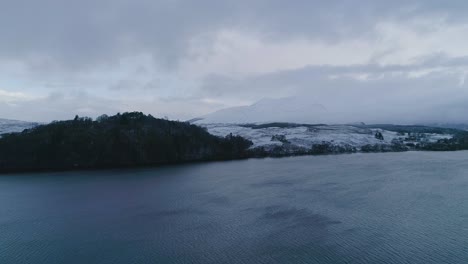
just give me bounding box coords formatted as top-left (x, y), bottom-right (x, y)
top-left (2, 151), bottom-right (468, 263)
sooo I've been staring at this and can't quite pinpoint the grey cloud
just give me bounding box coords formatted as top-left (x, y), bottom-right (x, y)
top-left (2, 0), bottom-right (468, 72)
top-left (3, 1), bottom-right (468, 122)
top-left (109, 78), bottom-right (163, 91)
top-left (0, 90), bottom-right (224, 122)
top-left (1, 0), bottom-right (234, 71)
top-left (0, 92), bottom-right (118, 122)
top-left (109, 53), bottom-right (468, 97)
top-left (109, 79), bottom-right (143, 91)
top-left (201, 53), bottom-right (468, 96)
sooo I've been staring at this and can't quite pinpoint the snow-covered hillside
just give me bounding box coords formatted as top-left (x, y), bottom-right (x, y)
top-left (200, 123), bottom-right (453, 152)
top-left (0, 118), bottom-right (39, 136)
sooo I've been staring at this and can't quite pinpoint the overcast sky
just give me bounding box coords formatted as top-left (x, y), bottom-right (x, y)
top-left (2, 0), bottom-right (468, 123)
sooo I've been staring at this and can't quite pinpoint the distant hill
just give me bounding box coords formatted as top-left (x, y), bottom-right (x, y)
top-left (0, 118), bottom-right (39, 136)
top-left (421, 123), bottom-right (468, 131)
top-left (201, 122), bottom-right (468, 157)
top-left (0, 112), bottom-right (252, 172)
top-left (194, 97), bottom-right (328, 124)
top-left (194, 97), bottom-right (468, 126)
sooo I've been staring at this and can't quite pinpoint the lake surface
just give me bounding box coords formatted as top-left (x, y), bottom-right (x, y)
top-left (2, 151), bottom-right (468, 263)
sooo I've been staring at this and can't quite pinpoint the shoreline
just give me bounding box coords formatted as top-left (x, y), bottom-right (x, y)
top-left (2, 148), bottom-right (466, 175)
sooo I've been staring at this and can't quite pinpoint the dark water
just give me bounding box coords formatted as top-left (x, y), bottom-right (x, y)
top-left (2, 151), bottom-right (468, 263)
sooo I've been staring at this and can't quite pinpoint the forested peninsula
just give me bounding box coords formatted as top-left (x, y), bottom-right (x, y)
top-left (0, 112), bottom-right (252, 172)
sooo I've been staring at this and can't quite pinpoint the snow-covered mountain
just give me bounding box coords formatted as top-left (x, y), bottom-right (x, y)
top-left (195, 97), bottom-right (329, 124)
top-left (0, 118), bottom-right (39, 135)
top-left (193, 97), bottom-right (457, 155)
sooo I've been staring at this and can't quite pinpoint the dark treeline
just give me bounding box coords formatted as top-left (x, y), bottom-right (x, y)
top-left (0, 112), bottom-right (252, 172)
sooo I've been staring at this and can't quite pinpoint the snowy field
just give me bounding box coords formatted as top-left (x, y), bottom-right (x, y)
top-left (200, 123), bottom-right (453, 150)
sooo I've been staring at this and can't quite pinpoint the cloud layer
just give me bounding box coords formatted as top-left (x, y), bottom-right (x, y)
top-left (2, 1), bottom-right (468, 123)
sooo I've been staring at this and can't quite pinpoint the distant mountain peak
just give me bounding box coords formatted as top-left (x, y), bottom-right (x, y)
top-left (194, 97), bottom-right (328, 124)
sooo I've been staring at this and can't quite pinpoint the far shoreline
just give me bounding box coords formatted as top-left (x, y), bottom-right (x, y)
top-left (2, 149), bottom-right (466, 175)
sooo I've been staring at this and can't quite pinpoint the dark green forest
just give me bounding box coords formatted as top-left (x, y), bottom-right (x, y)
top-left (0, 112), bottom-right (252, 172)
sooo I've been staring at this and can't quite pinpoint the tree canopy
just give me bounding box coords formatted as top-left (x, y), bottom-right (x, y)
top-left (0, 112), bottom-right (252, 172)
